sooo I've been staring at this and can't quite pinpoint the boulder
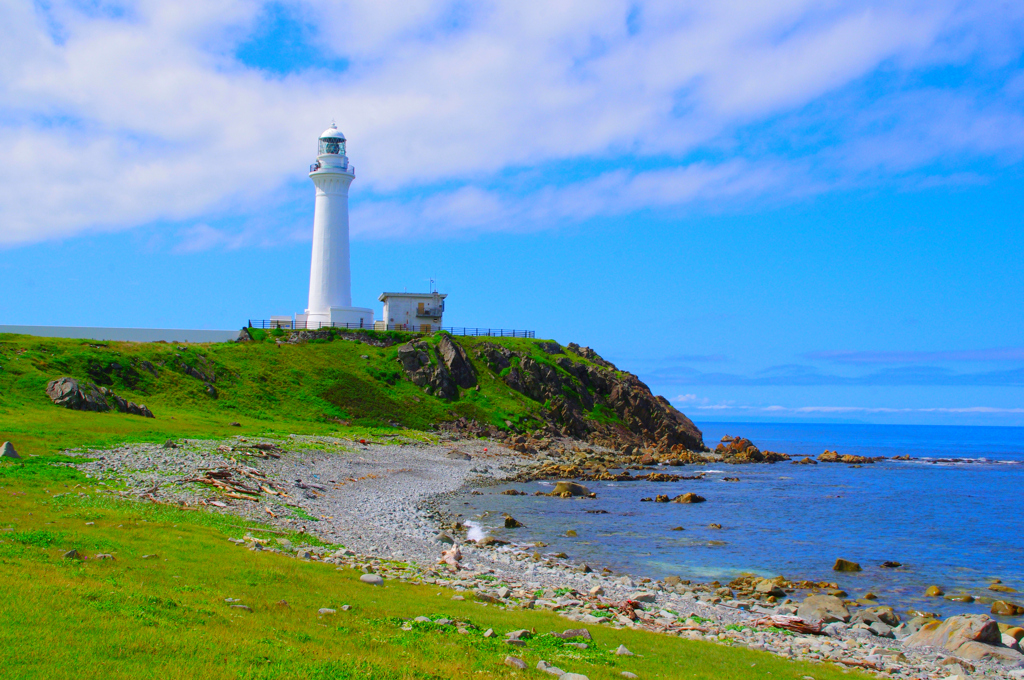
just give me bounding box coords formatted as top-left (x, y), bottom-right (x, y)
top-left (0, 441), bottom-right (20, 459)
top-left (359, 574), bottom-right (384, 586)
top-left (549, 481), bottom-right (591, 497)
top-left (504, 657), bottom-right (527, 670)
top-left (796, 594), bottom-right (851, 623)
top-left (754, 580), bottom-right (786, 598)
top-left (905, 615), bottom-right (1023, 664)
top-left (45, 377), bottom-right (153, 417)
top-left (925, 585), bottom-right (945, 597)
top-left (853, 606), bottom-right (901, 628)
top-left (991, 584), bottom-right (1019, 593)
top-left (503, 515), bottom-right (525, 529)
top-left (833, 558), bottom-right (862, 572)
top-left (992, 601), bottom-right (1024, 616)
top-left (654, 494), bottom-right (670, 503)
top-left (46, 377), bottom-right (108, 412)
top-left (671, 493), bottom-right (706, 504)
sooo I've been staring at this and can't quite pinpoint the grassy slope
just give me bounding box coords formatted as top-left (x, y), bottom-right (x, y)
top-left (0, 332), bottom-right (866, 679)
top-left (0, 330), bottom-right (615, 456)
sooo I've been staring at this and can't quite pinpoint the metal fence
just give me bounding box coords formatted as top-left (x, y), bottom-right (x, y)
top-left (247, 320), bottom-right (534, 338)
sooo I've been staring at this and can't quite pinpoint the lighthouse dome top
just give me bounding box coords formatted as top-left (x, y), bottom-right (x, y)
top-left (318, 123), bottom-right (347, 156)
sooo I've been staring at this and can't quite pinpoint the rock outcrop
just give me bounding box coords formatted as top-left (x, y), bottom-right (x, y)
top-left (0, 441), bottom-right (20, 459)
top-left (395, 336), bottom-right (479, 400)
top-left (472, 341), bottom-right (704, 451)
top-left (437, 335), bottom-right (476, 388)
top-left (46, 377), bottom-right (154, 418)
top-left (818, 450), bottom-right (877, 464)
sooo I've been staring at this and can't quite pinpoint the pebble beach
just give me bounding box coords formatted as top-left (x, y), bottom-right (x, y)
top-left (64, 432), bottom-right (1024, 680)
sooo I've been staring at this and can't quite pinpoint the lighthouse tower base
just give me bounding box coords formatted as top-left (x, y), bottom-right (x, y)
top-left (297, 306), bottom-right (375, 329)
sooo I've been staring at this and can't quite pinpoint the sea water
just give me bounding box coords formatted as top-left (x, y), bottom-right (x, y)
top-left (449, 422), bottom-right (1024, 622)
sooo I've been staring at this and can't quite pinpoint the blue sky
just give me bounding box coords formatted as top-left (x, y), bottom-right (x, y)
top-left (1, 1), bottom-right (1023, 426)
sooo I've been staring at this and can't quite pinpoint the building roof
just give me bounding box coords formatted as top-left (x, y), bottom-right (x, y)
top-left (378, 291), bottom-right (448, 302)
top-left (319, 123), bottom-right (346, 141)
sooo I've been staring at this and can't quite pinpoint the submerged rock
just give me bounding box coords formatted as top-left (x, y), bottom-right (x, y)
top-left (671, 493), bottom-right (706, 504)
top-left (549, 481), bottom-right (591, 498)
top-left (833, 558), bottom-right (862, 572)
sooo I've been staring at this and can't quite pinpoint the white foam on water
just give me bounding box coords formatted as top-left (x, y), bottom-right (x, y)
top-left (464, 520), bottom-right (486, 542)
top-left (705, 469), bottom-right (726, 474)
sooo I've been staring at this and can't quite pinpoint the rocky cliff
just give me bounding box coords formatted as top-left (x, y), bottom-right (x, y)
top-left (394, 335), bottom-right (705, 452)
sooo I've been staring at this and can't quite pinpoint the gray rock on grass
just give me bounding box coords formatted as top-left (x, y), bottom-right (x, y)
top-left (0, 441), bottom-right (20, 459)
top-left (359, 573), bottom-right (384, 586)
top-left (503, 656), bottom-right (527, 670)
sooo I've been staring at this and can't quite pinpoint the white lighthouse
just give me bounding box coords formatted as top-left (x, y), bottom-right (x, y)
top-left (297, 123), bottom-right (374, 329)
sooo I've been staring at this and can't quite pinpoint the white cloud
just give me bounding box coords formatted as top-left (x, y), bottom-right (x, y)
top-left (1, 0), bottom-right (1023, 246)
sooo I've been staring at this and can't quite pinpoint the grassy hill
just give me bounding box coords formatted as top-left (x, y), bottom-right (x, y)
top-left (0, 329), bottom-right (573, 457)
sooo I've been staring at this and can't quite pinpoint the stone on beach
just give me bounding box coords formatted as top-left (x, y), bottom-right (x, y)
top-left (796, 594), bottom-right (851, 623)
top-left (905, 614), bottom-right (1024, 664)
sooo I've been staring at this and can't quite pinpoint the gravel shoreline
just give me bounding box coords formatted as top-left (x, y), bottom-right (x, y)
top-left (65, 434), bottom-right (1023, 680)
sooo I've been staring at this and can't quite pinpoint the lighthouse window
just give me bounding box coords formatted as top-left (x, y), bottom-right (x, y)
top-left (319, 137), bottom-right (346, 155)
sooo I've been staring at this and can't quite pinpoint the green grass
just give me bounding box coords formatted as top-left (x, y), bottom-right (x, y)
top-left (0, 332), bottom-right (870, 678)
top-left (0, 471), bottom-right (867, 680)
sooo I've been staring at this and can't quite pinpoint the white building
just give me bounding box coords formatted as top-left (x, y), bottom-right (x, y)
top-left (295, 124), bottom-right (374, 329)
top-left (377, 292), bottom-right (447, 332)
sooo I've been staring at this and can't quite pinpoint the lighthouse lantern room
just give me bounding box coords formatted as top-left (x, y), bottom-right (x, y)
top-left (296, 123), bottom-right (374, 329)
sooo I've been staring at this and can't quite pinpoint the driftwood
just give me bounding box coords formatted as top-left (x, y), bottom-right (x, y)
top-left (184, 466), bottom-right (289, 499)
top-left (752, 615), bottom-right (825, 635)
top-left (836, 659), bottom-right (882, 671)
top-left (618, 601), bottom-right (639, 621)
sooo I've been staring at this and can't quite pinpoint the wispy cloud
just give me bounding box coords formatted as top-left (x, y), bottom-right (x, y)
top-left (650, 364), bottom-right (1024, 387)
top-left (806, 348), bottom-right (1024, 363)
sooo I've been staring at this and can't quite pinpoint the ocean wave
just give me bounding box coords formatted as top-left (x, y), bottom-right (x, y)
top-left (464, 520), bottom-right (486, 542)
